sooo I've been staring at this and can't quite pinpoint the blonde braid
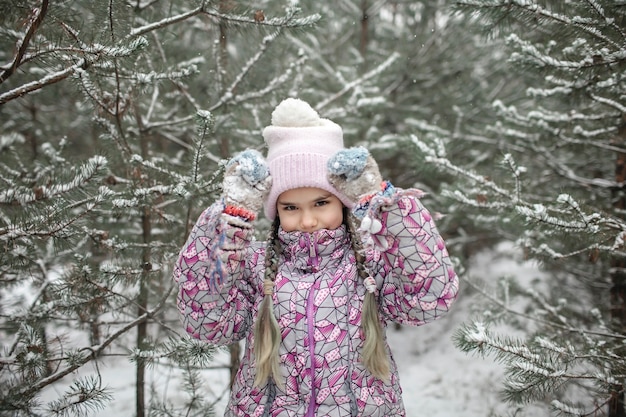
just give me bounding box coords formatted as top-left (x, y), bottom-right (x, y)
top-left (253, 218), bottom-right (283, 387)
top-left (345, 210), bottom-right (390, 380)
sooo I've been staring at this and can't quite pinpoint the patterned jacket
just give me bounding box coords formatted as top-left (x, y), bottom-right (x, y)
top-left (174, 187), bottom-right (459, 417)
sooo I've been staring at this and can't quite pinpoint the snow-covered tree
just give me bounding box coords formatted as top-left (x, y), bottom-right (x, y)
top-left (410, 1), bottom-right (626, 415)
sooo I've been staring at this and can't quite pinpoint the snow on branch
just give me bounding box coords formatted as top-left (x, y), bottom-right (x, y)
top-left (590, 93), bottom-right (626, 113)
top-left (202, 5), bottom-right (320, 29)
top-left (209, 31), bottom-right (282, 110)
top-left (129, 3), bottom-right (319, 40)
top-left (1, 188), bottom-right (113, 240)
top-left (316, 52), bottom-right (401, 110)
top-left (128, 5), bottom-right (207, 39)
top-left (0, 59), bottom-right (87, 105)
top-left (456, 321), bottom-right (543, 363)
top-left (457, 0), bottom-right (620, 49)
top-left (516, 203), bottom-right (588, 232)
top-left (132, 64), bottom-right (200, 87)
top-left (455, 319), bottom-right (619, 408)
top-left (0, 34), bottom-right (147, 105)
top-left (411, 134), bottom-right (519, 201)
top-left (461, 275), bottom-right (626, 340)
top-left (411, 132), bottom-right (626, 261)
top-left (231, 53), bottom-right (308, 105)
top-left (0, 156), bottom-right (108, 205)
top-left (507, 34), bottom-right (599, 69)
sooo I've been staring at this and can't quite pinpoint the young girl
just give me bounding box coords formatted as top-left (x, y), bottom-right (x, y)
top-left (174, 98), bottom-right (459, 417)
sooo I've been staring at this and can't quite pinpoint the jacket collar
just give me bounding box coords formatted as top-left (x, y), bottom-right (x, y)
top-left (278, 225), bottom-right (351, 273)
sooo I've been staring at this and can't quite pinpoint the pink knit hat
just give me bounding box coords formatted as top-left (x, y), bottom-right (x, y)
top-left (262, 98), bottom-right (354, 220)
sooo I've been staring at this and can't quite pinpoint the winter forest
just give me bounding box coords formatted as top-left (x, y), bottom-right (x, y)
top-left (1, 0), bottom-right (625, 416)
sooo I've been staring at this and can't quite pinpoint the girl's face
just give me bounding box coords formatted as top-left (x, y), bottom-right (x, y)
top-left (277, 187), bottom-right (344, 232)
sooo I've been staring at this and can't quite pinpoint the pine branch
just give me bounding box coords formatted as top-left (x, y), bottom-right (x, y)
top-left (0, 58), bottom-right (87, 106)
top-left (1, 33), bottom-right (148, 106)
top-left (14, 314), bottom-right (146, 398)
top-left (2, 278), bottom-right (53, 362)
top-left (9, 280), bottom-right (173, 401)
top-left (0, 0), bottom-right (49, 84)
top-left (46, 376), bottom-right (112, 416)
top-left (0, 155), bottom-right (108, 206)
top-left (286, 33), bottom-right (350, 86)
top-left (411, 134), bottom-right (515, 200)
top-left (227, 53), bottom-right (308, 105)
top-left (455, 320), bottom-right (617, 407)
top-left (316, 51), bottom-right (401, 110)
top-left (201, 5), bottom-right (320, 29)
top-left (462, 275), bottom-right (626, 340)
top-left (128, 5), bottom-right (207, 39)
top-left (455, 0), bottom-right (621, 49)
top-left (128, 4), bottom-right (320, 41)
top-left (534, 144), bottom-right (623, 190)
top-left (208, 30), bottom-right (283, 111)
top-left (591, 93), bottom-right (626, 114)
top-left (412, 131), bottom-right (626, 253)
top-left (582, 0), bottom-right (626, 42)
top-left (192, 110), bottom-right (216, 185)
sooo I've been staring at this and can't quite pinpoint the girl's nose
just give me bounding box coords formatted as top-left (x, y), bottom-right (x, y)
top-left (300, 210), bottom-right (317, 230)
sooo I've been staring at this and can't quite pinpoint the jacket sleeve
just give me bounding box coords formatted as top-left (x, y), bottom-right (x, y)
top-left (173, 199), bottom-right (264, 344)
top-left (360, 186), bottom-right (459, 326)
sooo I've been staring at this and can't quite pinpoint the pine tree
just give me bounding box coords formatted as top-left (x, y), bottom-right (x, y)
top-left (410, 1), bottom-right (626, 415)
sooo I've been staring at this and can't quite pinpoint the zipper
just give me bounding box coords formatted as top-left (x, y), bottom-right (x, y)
top-left (307, 232), bottom-right (320, 271)
top-left (305, 233), bottom-right (319, 417)
top-left (305, 281), bottom-right (317, 417)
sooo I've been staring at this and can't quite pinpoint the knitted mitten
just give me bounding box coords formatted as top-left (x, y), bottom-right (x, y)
top-left (328, 147), bottom-right (396, 243)
top-left (222, 149), bottom-right (272, 217)
top-left (327, 146), bottom-right (383, 202)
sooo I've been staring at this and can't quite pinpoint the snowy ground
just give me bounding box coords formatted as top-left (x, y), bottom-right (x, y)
top-left (389, 242), bottom-right (529, 417)
top-left (41, 242), bottom-right (547, 416)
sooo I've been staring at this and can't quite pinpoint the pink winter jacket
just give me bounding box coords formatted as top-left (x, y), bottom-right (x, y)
top-left (174, 187), bottom-right (459, 417)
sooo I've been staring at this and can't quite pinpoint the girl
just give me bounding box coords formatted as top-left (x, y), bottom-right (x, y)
top-left (174, 98), bottom-right (459, 417)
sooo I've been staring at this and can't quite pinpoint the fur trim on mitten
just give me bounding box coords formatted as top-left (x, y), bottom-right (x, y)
top-left (222, 149), bottom-right (272, 215)
top-left (327, 147), bottom-right (383, 202)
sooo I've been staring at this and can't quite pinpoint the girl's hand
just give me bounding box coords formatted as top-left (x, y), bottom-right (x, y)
top-left (327, 146), bottom-right (383, 202)
top-left (222, 149), bottom-right (272, 215)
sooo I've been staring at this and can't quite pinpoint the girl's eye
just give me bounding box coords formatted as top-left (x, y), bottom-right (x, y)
top-left (282, 205), bottom-right (297, 211)
top-left (315, 200), bottom-right (329, 207)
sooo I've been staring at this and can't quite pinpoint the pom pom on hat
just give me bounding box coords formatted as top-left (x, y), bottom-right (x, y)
top-left (271, 98), bottom-right (325, 127)
top-left (262, 98), bottom-right (354, 219)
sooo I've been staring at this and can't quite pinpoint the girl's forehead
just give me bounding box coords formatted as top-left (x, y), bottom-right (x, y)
top-left (278, 187), bottom-right (336, 203)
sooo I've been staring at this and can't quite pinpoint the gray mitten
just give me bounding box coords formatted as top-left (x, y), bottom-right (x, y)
top-left (328, 147), bottom-right (395, 242)
top-left (222, 149), bottom-right (272, 216)
top-left (327, 146), bottom-right (382, 202)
